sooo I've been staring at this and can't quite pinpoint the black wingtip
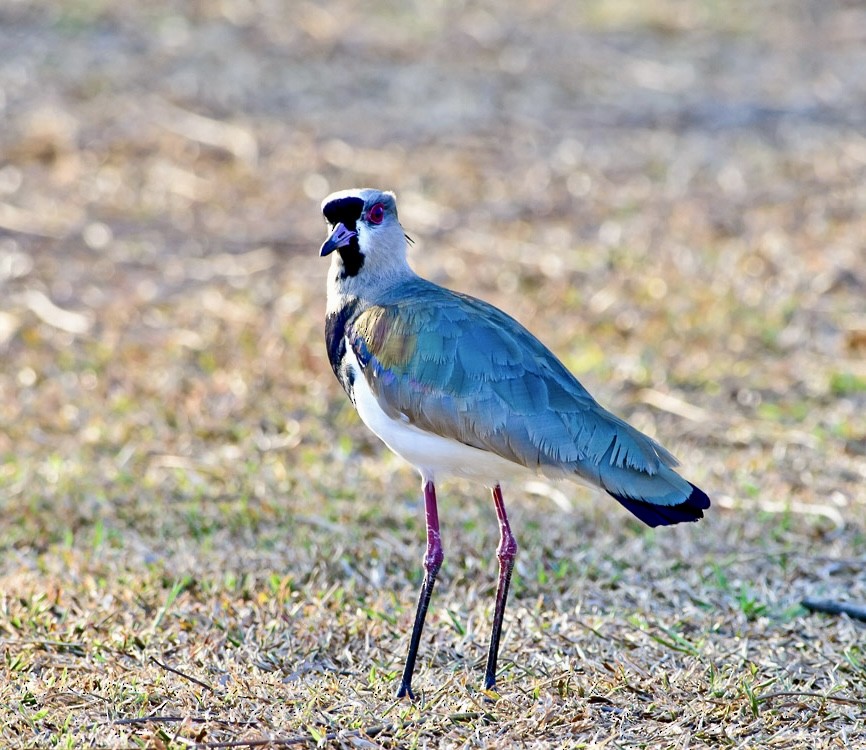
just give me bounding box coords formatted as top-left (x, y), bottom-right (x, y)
top-left (610, 482), bottom-right (711, 528)
top-left (686, 482), bottom-right (711, 510)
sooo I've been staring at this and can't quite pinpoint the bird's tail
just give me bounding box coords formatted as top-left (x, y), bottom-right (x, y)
top-left (607, 478), bottom-right (711, 527)
top-left (591, 434), bottom-right (711, 528)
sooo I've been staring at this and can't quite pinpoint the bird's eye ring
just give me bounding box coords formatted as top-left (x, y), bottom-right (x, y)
top-left (367, 203), bottom-right (385, 225)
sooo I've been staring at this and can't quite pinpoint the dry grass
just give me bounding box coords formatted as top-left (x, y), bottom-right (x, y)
top-left (1, 1), bottom-right (865, 747)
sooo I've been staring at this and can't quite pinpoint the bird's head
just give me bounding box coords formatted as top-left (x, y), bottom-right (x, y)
top-left (319, 188), bottom-right (413, 295)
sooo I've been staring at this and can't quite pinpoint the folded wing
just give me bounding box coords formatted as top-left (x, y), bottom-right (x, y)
top-left (348, 280), bottom-right (709, 526)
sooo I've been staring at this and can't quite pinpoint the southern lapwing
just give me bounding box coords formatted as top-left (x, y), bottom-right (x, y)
top-left (319, 188), bottom-right (710, 698)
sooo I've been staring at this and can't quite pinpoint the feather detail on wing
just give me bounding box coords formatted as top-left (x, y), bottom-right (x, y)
top-left (347, 280), bottom-right (679, 488)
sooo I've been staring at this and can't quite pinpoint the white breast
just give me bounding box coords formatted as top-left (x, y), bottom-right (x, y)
top-left (345, 345), bottom-right (527, 486)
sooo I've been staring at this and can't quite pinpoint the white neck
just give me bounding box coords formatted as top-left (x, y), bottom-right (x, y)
top-left (325, 224), bottom-right (417, 314)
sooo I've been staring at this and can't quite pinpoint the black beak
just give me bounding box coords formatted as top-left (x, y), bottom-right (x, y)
top-left (319, 223), bottom-right (357, 257)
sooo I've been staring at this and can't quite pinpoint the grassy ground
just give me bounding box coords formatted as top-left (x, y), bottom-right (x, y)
top-left (1, 1), bottom-right (865, 747)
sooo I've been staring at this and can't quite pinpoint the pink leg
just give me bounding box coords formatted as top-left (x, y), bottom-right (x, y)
top-left (484, 483), bottom-right (518, 690)
top-left (397, 480), bottom-right (444, 699)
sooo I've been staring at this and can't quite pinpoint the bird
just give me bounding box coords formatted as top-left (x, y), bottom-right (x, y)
top-left (318, 187), bottom-right (710, 699)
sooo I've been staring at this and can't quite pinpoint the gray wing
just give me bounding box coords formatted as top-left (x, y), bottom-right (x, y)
top-left (347, 281), bottom-right (681, 490)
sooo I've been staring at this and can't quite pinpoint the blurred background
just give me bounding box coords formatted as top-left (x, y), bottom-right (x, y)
top-left (2, 0), bottom-right (864, 532)
top-left (1, 0), bottom-right (865, 743)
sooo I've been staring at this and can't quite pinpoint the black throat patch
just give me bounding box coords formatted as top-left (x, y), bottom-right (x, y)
top-left (337, 238), bottom-right (363, 278)
top-left (322, 196), bottom-right (365, 278)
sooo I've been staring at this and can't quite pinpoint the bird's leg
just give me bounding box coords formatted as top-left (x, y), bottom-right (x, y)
top-left (484, 483), bottom-right (518, 691)
top-left (397, 479), bottom-right (444, 699)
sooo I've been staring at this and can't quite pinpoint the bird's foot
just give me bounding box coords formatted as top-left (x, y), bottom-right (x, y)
top-left (396, 681), bottom-right (416, 700)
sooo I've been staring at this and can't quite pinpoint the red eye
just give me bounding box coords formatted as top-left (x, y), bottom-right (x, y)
top-left (367, 203), bottom-right (385, 225)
